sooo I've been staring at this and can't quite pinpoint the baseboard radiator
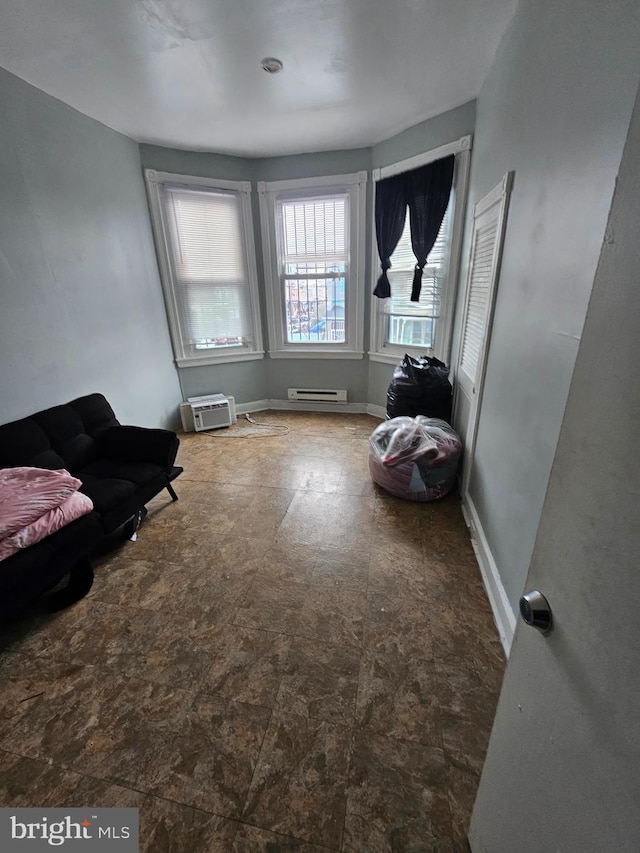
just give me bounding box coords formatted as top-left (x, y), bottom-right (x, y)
top-left (287, 388), bottom-right (348, 403)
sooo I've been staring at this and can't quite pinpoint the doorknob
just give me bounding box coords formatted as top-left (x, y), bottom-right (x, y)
top-left (519, 590), bottom-right (553, 634)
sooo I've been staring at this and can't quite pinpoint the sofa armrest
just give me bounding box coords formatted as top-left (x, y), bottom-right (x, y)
top-left (97, 426), bottom-right (179, 472)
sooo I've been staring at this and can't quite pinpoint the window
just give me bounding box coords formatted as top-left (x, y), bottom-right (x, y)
top-left (259, 172), bottom-right (367, 358)
top-left (145, 170), bottom-right (263, 367)
top-left (369, 136), bottom-right (472, 365)
top-left (383, 206), bottom-right (452, 350)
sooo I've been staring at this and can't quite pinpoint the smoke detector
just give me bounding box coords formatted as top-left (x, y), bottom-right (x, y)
top-left (261, 57), bottom-right (283, 74)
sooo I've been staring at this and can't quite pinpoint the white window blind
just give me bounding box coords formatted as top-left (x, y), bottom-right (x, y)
top-left (385, 203), bottom-right (452, 320)
top-left (281, 196), bottom-right (347, 262)
top-left (459, 217), bottom-right (498, 382)
top-left (277, 193), bottom-right (349, 344)
top-left (380, 201), bottom-right (453, 351)
top-left (161, 184), bottom-right (253, 348)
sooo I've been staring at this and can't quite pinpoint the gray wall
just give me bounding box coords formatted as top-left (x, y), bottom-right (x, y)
top-left (462, 0), bottom-right (640, 610)
top-left (372, 99), bottom-right (476, 171)
top-left (139, 144), bottom-right (253, 183)
top-left (0, 68), bottom-right (182, 428)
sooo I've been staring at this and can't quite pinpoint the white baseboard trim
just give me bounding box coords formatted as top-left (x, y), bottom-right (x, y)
top-left (461, 493), bottom-right (517, 656)
top-left (235, 399), bottom-right (270, 415)
top-left (267, 399), bottom-right (364, 413)
top-left (366, 404), bottom-right (387, 419)
top-left (236, 399), bottom-right (386, 416)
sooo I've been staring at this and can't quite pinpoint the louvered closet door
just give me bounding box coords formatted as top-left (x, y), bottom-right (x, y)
top-left (454, 173), bottom-right (513, 494)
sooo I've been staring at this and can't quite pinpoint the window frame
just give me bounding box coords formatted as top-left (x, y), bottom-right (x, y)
top-left (145, 169), bottom-right (264, 368)
top-left (258, 172), bottom-right (367, 359)
top-left (368, 135), bottom-right (472, 366)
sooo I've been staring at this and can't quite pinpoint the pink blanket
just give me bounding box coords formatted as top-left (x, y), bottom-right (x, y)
top-left (0, 491), bottom-right (94, 561)
top-left (0, 467), bottom-right (83, 539)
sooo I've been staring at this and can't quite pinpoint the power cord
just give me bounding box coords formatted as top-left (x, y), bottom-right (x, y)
top-left (243, 414), bottom-right (289, 433)
top-left (197, 413), bottom-right (290, 438)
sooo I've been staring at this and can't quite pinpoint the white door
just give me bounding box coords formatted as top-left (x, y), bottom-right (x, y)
top-left (469, 85), bottom-right (640, 852)
top-left (453, 173), bottom-right (512, 495)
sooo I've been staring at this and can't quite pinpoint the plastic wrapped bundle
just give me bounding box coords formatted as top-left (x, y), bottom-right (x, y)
top-left (369, 416), bottom-right (462, 502)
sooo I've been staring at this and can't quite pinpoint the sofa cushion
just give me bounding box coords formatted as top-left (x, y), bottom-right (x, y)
top-left (32, 406), bottom-right (98, 471)
top-left (68, 393), bottom-right (119, 439)
top-left (46, 510), bottom-right (103, 553)
top-left (0, 418), bottom-right (65, 470)
top-left (97, 475), bottom-right (170, 535)
top-left (77, 458), bottom-right (167, 528)
top-left (78, 459), bottom-right (165, 486)
top-left (0, 395), bottom-right (120, 474)
top-left (76, 474), bottom-right (137, 516)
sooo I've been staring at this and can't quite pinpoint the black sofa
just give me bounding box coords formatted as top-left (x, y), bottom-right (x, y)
top-left (0, 393), bottom-right (182, 624)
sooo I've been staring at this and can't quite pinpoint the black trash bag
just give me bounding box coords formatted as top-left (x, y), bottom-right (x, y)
top-left (386, 354), bottom-right (453, 422)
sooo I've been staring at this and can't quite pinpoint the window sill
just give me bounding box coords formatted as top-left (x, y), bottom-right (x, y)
top-left (176, 351), bottom-right (265, 368)
top-left (268, 350), bottom-right (364, 360)
top-left (368, 349), bottom-right (433, 366)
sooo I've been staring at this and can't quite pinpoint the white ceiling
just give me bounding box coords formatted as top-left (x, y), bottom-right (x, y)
top-left (0, 0), bottom-right (517, 158)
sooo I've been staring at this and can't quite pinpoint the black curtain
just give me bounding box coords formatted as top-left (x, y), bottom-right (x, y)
top-left (373, 153), bottom-right (455, 302)
top-left (406, 154), bottom-right (455, 301)
top-left (373, 172), bottom-right (407, 299)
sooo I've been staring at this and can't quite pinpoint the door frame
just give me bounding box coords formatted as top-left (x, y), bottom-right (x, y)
top-left (453, 171), bottom-right (514, 498)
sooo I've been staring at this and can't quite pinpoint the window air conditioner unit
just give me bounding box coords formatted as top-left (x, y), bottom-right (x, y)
top-left (183, 394), bottom-right (233, 432)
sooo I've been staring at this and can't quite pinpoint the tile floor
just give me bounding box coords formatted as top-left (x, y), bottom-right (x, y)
top-left (0, 411), bottom-right (505, 852)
